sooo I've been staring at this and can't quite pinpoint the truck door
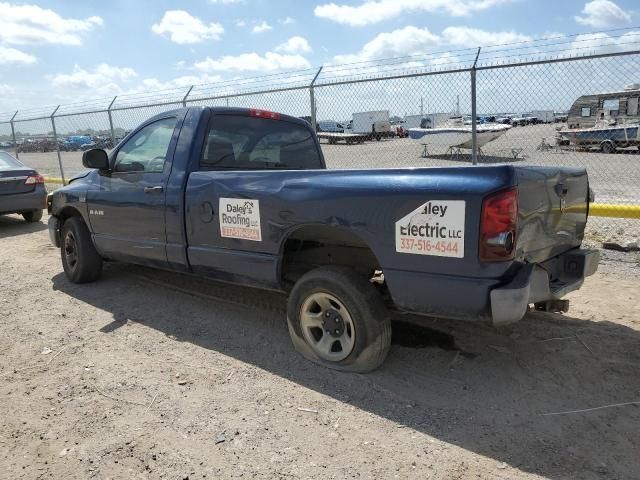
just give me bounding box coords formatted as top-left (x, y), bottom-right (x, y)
top-left (86, 116), bottom-right (180, 266)
top-left (184, 110), bottom-right (325, 288)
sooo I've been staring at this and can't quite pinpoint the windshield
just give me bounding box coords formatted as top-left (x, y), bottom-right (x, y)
top-left (0, 151), bottom-right (24, 170)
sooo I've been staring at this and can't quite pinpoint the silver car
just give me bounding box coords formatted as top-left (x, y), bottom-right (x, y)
top-left (0, 151), bottom-right (47, 222)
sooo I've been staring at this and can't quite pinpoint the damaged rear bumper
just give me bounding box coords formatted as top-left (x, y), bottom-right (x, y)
top-left (490, 248), bottom-right (600, 326)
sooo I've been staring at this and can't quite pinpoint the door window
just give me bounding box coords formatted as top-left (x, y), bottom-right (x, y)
top-left (114, 117), bottom-right (177, 173)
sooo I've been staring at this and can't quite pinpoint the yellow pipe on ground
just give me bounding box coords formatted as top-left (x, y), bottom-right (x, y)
top-left (589, 203), bottom-right (640, 219)
top-left (44, 177), bottom-right (65, 184)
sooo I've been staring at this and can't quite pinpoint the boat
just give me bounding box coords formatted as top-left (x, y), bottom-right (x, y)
top-left (407, 116), bottom-right (511, 149)
top-left (558, 120), bottom-right (640, 153)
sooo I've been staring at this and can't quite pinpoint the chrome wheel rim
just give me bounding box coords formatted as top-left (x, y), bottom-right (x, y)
top-left (64, 231), bottom-right (78, 271)
top-left (299, 292), bottom-right (355, 362)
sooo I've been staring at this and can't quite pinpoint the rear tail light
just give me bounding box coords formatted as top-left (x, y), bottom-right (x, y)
top-left (479, 188), bottom-right (518, 261)
top-left (249, 108), bottom-right (280, 120)
top-left (25, 174), bottom-right (45, 185)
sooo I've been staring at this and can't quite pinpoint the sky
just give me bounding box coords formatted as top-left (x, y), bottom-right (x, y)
top-left (0, 0), bottom-right (638, 117)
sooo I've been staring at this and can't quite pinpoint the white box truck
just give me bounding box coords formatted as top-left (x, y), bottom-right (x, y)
top-left (532, 110), bottom-right (555, 124)
top-left (348, 110), bottom-right (393, 139)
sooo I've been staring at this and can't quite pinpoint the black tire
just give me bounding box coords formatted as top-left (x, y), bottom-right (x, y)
top-left (286, 266), bottom-right (392, 373)
top-left (22, 209), bottom-right (43, 223)
top-left (601, 141), bottom-right (615, 154)
top-left (61, 216), bottom-right (103, 283)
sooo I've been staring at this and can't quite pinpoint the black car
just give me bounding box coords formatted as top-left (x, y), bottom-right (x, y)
top-left (0, 151), bottom-right (46, 222)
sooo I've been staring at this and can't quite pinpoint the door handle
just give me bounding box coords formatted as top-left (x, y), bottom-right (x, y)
top-left (143, 185), bottom-right (164, 194)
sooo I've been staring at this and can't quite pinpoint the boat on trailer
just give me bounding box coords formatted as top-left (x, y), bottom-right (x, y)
top-left (558, 121), bottom-right (640, 153)
top-left (407, 117), bottom-right (511, 149)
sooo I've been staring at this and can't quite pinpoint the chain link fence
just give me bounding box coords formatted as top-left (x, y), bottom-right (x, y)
top-left (1, 41), bottom-right (640, 244)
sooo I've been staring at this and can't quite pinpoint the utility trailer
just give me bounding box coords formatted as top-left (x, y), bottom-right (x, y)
top-left (316, 132), bottom-right (368, 144)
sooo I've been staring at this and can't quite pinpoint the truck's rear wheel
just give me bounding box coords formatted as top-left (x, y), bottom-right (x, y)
top-left (61, 217), bottom-right (103, 283)
top-left (286, 266), bottom-right (391, 372)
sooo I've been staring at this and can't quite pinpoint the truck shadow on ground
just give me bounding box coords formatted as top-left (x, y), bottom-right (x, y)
top-left (51, 263), bottom-right (640, 479)
top-left (0, 214), bottom-right (47, 239)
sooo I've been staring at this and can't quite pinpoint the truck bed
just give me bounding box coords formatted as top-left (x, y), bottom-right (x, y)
top-left (184, 164), bottom-right (590, 321)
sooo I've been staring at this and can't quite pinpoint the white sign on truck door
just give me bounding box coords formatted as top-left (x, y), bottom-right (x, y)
top-left (219, 198), bottom-right (262, 241)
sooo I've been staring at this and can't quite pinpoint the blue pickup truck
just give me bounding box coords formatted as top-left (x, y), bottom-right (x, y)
top-left (48, 107), bottom-right (599, 372)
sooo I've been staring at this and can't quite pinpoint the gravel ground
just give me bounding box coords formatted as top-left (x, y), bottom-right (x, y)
top-left (1, 213), bottom-right (639, 479)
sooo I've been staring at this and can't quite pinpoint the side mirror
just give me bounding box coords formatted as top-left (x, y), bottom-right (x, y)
top-left (82, 148), bottom-right (110, 171)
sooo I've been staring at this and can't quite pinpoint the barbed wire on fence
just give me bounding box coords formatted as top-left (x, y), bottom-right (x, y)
top-left (2, 26), bottom-right (640, 124)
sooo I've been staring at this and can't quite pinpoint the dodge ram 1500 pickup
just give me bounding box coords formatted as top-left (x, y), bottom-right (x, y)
top-left (48, 107), bottom-right (599, 372)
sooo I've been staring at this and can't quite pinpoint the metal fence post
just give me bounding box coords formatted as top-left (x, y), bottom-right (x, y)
top-left (309, 66), bottom-right (323, 131)
top-left (10, 110), bottom-right (18, 159)
top-left (107, 96), bottom-right (117, 146)
top-left (182, 86), bottom-right (194, 107)
top-left (471, 47), bottom-right (481, 165)
top-left (50, 105), bottom-right (65, 185)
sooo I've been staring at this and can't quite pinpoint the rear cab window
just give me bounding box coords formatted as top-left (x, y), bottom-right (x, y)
top-left (200, 113), bottom-right (323, 170)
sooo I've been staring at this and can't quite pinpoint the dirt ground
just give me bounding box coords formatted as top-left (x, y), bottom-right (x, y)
top-left (1, 213), bottom-right (639, 480)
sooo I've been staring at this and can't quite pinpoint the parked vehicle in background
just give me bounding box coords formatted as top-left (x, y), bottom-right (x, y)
top-left (349, 110), bottom-right (394, 140)
top-left (532, 110), bottom-right (554, 123)
top-left (16, 138), bottom-right (58, 153)
top-left (566, 85), bottom-right (640, 129)
top-left (0, 151), bottom-right (46, 222)
top-left (317, 121), bottom-right (345, 133)
top-left (521, 113), bottom-right (539, 125)
top-left (63, 135), bottom-right (93, 151)
top-left (48, 106), bottom-right (598, 372)
top-left (510, 114), bottom-right (529, 126)
top-left (403, 115), bottom-right (424, 129)
top-left (496, 114), bottom-right (514, 125)
top-left (0, 141), bottom-right (12, 149)
top-left (462, 115), bottom-right (494, 125)
top-left (554, 111), bottom-right (568, 123)
top-left (559, 121), bottom-right (640, 153)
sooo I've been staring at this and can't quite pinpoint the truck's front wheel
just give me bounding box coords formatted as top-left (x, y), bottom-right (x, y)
top-left (286, 266), bottom-right (391, 372)
top-left (61, 217), bottom-right (103, 283)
